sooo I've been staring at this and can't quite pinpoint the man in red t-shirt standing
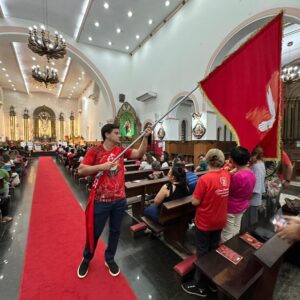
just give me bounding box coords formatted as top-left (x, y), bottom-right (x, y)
top-left (77, 123), bottom-right (151, 278)
top-left (182, 149), bottom-right (230, 297)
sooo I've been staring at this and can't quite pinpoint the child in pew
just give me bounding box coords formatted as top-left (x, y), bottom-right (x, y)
top-left (143, 166), bottom-right (189, 223)
top-left (182, 149), bottom-right (230, 297)
top-left (147, 161), bottom-right (164, 180)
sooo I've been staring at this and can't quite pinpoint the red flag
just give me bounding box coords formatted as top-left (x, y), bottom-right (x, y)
top-left (200, 13), bottom-right (283, 159)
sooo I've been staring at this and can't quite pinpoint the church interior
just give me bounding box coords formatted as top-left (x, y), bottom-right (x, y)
top-left (1, 1), bottom-right (300, 299)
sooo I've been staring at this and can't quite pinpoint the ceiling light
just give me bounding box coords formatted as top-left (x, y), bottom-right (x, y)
top-left (13, 88), bottom-right (16, 91)
top-left (76, 82), bottom-right (79, 85)
top-left (2, 68), bottom-right (6, 71)
top-left (11, 84), bottom-right (14, 87)
top-left (94, 21), bottom-right (100, 27)
top-left (116, 28), bottom-right (121, 34)
top-left (136, 35), bottom-right (140, 40)
top-left (128, 11), bottom-right (133, 18)
top-left (125, 45), bottom-right (130, 50)
top-left (32, 57), bottom-right (36, 61)
top-left (88, 36), bottom-right (93, 41)
top-left (0, 61), bottom-right (2, 64)
top-left (108, 41), bottom-right (112, 46)
top-left (82, 71), bottom-right (85, 75)
top-left (51, 62), bottom-right (55, 66)
top-left (5, 74), bottom-right (9, 77)
top-left (165, 1), bottom-right (170, 7)
top-left (8, 79), bottom-right (11, 82)
top-left (148, 19), bottom-right (153, 25)
top-left (28, 26), bottom-right (66, 62)
top-left (104, 2), bottom-right (109, 9)
top-left (32, 65), bottom-right (59, 88)
top-left (78, 77), bottom-right (81, 80)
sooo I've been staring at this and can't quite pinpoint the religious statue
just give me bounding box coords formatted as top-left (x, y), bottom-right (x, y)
top-left (124, 120), bottom-right (132, 138)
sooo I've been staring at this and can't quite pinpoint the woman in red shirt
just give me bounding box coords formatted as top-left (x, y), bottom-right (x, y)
top-left (182, 148), bottom-right (230, 297)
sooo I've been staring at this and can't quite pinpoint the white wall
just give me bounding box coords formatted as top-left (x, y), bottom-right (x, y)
top-left (78, 81), bottom-right (113, 141)
top-left (2, 89), bottom-right (78, 140)
top-left (129, 0), bottom-right (300, 130)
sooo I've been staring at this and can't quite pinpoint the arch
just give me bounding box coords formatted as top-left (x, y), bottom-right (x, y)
top-left (167, 91), bottom-right (200, 119)
top-left (33, 105), bottom-right (56, 141)
top-left (205, 8), bottom-right (300, 74)
top-left (0, 25), bottom-right (116, 117)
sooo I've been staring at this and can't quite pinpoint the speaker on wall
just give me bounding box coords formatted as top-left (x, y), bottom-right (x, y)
top-left (119, 93), bottom-right (125, 103)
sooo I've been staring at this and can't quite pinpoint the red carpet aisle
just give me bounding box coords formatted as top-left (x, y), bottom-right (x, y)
top-left (19, 157), bottom-right (137, 300)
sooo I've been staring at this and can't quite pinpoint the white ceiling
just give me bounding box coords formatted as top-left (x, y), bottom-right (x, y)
top-left (0, 0), bottom-right (187, 98)
top-left (0, 0), bottom-right (299, 99)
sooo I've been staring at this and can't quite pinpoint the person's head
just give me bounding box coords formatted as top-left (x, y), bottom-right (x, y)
top-left (198, 154), bottom-right (205, 161)
top-left (151, 160), bottom-right (161, 171)
top-left (177, 154), bottom-right (184, 161)
top-left (168, 165), bottom-right (187, 186)
top-left (145, 153), bottom-right (154, 164)
top-left (101, 124), bottom-right (120, 143)
top-left (250, 146), bottom-right (264, 163)
top-left (205, 149), bottom-right (225, 169)
top-left (160, 151), bottom-right (169, 163)
top-left (174, 161), bottom-right (186, 171)
top-left (230, 146), bottom-right (250, 167)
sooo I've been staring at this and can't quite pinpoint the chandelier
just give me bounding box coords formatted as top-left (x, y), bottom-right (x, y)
top-left (32, 65), bottom-right (59, 87)
top-left (28, 25), bottom-right (66, 62)
top-left (281, 65), bottom-right (300, 83)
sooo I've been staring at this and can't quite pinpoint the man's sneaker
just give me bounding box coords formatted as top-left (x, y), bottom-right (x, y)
top-left (105, 261), bottom-right (120, 277)
top-left (181, 281), bottom-right (207, 297)
top-left (77, 259), bottom-right (89, 279)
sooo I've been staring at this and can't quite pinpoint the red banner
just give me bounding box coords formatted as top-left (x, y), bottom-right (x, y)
top-left (200, 13), bottom-right (283, 159)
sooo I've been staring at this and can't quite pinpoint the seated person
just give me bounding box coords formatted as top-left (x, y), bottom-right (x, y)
top-left (144, 166), bottom-right (189, 222)
top-left (0, 168), bottom-right (10, 197)
top-left (0, 195), bottom-right (13, 223)
top-left (148, 161), bottom-right (164, 180)
top-left (195, 154), bottom-right (208, 172)
top-left (175, 162), bottom-right (198, 194)
top-left (139, 153), bottom-right (153, 170)
top-left (160, 151), bottom-right (170, 168)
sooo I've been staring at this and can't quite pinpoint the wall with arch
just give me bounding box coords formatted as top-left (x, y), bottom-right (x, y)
top-left (2, 89), bottom-right (78, 140)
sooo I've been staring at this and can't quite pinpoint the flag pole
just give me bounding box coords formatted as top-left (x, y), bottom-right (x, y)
top-left (93, 85), bottom-right (199, 182)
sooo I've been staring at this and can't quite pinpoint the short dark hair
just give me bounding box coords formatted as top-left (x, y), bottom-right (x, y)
top-left (101, 123), bottom-right (119, 141)
top-left (230, 146), bottom-right (250, 166)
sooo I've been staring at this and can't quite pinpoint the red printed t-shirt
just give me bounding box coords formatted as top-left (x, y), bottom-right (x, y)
top-left (82, 145), bottom-right (133, 201)
top-left (193, 169), bottom-right (230, 231)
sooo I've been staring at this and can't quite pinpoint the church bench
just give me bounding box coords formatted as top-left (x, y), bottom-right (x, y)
top-left (124, 164), bottom-right (140, 171)
top-left (125, 167), bottom-right (169, 181)
top-left (125, 171), bottom-right (205, 219)
top-left (124, 160), bottom-right (137, 165)
top-left (141, 195), bottom-right (195, 253)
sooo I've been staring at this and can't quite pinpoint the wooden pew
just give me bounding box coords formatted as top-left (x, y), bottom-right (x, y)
top-left (124, 160), bottom-right (137, 165)
top-left (125, 171), bottom-right (206, 219)
top-left (142, 195), bottom-right (195, 253)
top-left (125, 167), bottom-right (169, 181)
top-left (194, 227), bottom-right (291, 299)
top-left (124, 164), bottom-right (140, 171)
top-left (125, 163), bottom-right (195, 182)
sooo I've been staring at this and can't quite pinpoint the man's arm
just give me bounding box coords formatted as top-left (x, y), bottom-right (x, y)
top-left (129, 128), bottom-right (152, 159)
top-left (78, 162), bottom-right (114, 177)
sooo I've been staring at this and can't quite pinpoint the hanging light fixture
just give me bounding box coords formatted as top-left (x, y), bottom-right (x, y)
top-left (28, 0), bottom-right (66, 61)
top-left (32, 65), bottom-right (59, 87)
top-left (281, 65), bottom-right (300, 83)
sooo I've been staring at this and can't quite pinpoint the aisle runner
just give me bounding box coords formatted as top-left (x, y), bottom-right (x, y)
top-left (19, 157), bottom-right (136, 300)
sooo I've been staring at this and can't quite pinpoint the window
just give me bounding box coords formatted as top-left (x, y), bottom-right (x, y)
top-left (181, 120), bottom-right (187, 142)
